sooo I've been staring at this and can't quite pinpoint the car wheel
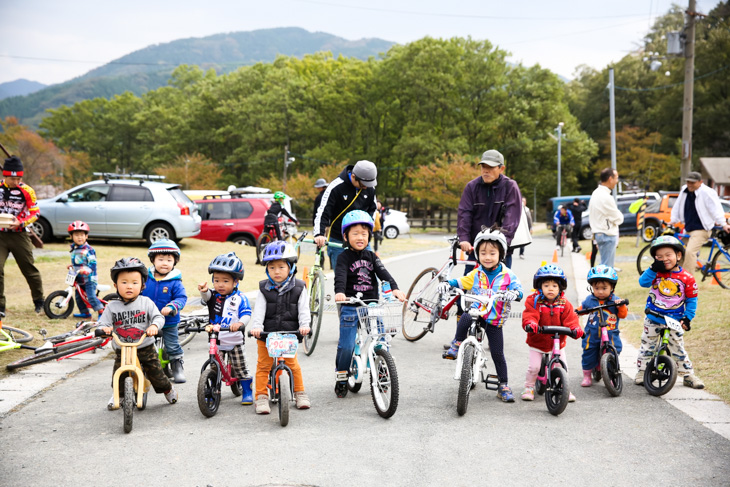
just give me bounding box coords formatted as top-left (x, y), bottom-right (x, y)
top-left (384, 226), bottom-right (399, 239)
top-left (231, 235), bottom-right (255, 246)
top-left (581, 226), bottom-right (592, 240)
top-left (30, 218), bottom-right (53, 243)
top-left (145, 222), bottom-right (176, 245)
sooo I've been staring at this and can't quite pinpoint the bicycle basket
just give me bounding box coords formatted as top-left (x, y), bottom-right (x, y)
top-left (356, 302), bottom-right (403, 336)
top-left (266, 333), bottom-right (299, 358)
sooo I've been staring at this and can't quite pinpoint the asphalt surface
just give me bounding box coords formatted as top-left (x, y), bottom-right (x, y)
top-left (2, 235), bottom-right (730, 487)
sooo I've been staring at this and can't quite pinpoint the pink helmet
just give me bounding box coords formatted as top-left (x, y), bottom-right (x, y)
top-left (68, 220), bottom-right (90, 234)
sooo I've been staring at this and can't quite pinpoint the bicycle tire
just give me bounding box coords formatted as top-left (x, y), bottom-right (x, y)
top-left (709, 244), bottom-right (730, 289)
top-left (197, 367), bottom-right (221, 417)
top-left (371, 348), bottom-right (399, 419)
top-left (44, 290), bottom-right (74, 320)
top-left (6, 337), bottom-right (105, 370)
top-left (457, 343), bottom-right (475, 416)
top-left (600, 352), bottom-right (623, 397)
top-left (123, 376), bottom-right (134, 433)
top-left (591, 368), bottom-right (601, 382)
top-left (303, 270), bottom-right (325, 356)
top-left (636, 244), bottom-right (653, 275)
top-left (560, 230), bottom-right (566, 257)
top-left (644, 354), bottom-right (677, 396)
top-left (545, 367), bottom-right (570, 416)
top-left (347, 355), bottom-right (363, 393)
top-left (402, 267), bottom-right (439, 342)
top-left (1, 325), bottom-right (33, 344)
top-left (177, 320), bottom-right (197, 347)
top-left (101, 293), bottom-right (119, 303)
top-left (255, 232), bottom-right (275, 264)
top-left (278, 371), bottom-right (290, 427)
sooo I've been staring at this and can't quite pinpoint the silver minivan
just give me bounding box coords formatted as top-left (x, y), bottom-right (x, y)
top-left (33, 178), bottom-right (201, 244)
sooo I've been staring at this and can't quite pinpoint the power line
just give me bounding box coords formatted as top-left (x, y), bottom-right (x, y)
top-left (614, 62), bottom-right (730, 92)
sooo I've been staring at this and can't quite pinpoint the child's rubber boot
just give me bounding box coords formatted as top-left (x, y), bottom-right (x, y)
top-left (497, 383), bottom-right (515, 402)
top-left (442, 340), bottom-right (461, 360)
top-left (240, 377), bottom-right (253, 405)
top-left (581, 369), bottom-right (593, 387)
top-left (170, 358), bottom-right (186, 384)
top-left (73, 310), bottom-right (92, 319)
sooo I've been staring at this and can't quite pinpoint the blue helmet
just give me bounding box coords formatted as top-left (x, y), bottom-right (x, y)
top-left (261, 240), bottom-right (298, 266)
top-left (533, 264), bottom-right (567, 292)
top-left (341, 210), bottom-right (374, 236)
top-left (147, 238), bottom-right (181, 264)
top-left (587, 265), bottom-right (618, 286)
top-left (208, 252), bottom-right (244, 280)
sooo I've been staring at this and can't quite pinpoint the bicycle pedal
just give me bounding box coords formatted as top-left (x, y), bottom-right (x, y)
top-left (335, 371), bottom-right (348, 381)
top-left (485, 374), bottom-right (500, 391)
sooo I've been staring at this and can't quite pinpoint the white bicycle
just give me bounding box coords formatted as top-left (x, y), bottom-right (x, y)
top-left (452, 289), bottom-right (503, 416)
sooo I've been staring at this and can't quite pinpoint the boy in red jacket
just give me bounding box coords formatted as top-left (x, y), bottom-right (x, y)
top-left (520, 264), bottom-right (583, 401)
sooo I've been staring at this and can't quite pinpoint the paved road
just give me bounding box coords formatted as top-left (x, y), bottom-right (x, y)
top-left (2, 236), bottom-right (730, 486)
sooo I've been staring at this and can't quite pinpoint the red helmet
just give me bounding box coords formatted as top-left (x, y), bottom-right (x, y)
top-left (68, 220), bottom-right (90, 234)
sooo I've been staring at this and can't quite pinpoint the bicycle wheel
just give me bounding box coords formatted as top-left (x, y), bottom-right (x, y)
top-left (227, 354), bottom-right (242, 396)
top-left (278, 371), bottom-right (290, 427)
top-left (44, 290), bottom-right (74, 319)
top-left (545, 367), bottom-right (570, 416)
top-left (370, 348), bottom-right (399, 419)
top-left (6, 338), bottom-right (105, 370)
top-left (347, 355), bottom-right (363, 393)
top-left (457, 343), bottom-right (475, 416)
top-left (591, 368), bottom-right (602, 382)
top-left (256, 232), bottom-right (275, 264)
top-left (101, 293), bottom-right (119, 303)
top-left (600, 351), bottom-right (623, 397)
top-left (197, 367), bottom-right (221, 417)
top-left (644, 354), bottom-right (677, 396)
top-left (709, 245), bottom-right (730, 289)
top-left (636, 244), bottom-right (653, 275)
top-left (560, 230), bottom-right (566, 257)
top-left (123, 376), bottom-right (134, 433)
top-left (303, 270), bottom-right (325, 356)
top-left (1, 325), bottom-right (33, 344)
top-left (402, 267), bottom-right (439, 342)
top-left (177, 320), bottom-right (196, 347)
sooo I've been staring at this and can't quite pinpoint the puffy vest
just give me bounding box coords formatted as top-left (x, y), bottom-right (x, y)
top-left (259, 279), bottom-right (305, 333)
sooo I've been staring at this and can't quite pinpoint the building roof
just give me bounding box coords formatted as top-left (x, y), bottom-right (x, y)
top-left (699, 158), bottom-right (730, 184)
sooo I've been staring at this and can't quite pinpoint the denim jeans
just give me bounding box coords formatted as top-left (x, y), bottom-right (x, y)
top-left (161, 324), bottom-right (184, 359)
top-left (594, 233), bottom-right (617, 268)
top-left (327, 239), bottom-right (346, 270)
top-left (75, 280), bottom-right (103, 312)
top-left (335, 305), bottom-right (359, 373)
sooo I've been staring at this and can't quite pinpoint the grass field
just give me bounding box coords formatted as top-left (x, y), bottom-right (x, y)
top-left (0, 233), bottom-right (442, 376)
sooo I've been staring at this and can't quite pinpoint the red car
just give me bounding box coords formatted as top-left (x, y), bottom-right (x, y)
top-left (194, 196), bottom-right (271, 246)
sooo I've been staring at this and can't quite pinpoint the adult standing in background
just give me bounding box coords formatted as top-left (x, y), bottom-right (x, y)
top-left (311, 178), bottom-right (328, 225)
top-left (313, 160), bottom-right (377, 270)
top-left (568, 197), bottom-right (587, 253)
top-left (0, 156), bottom-right (45, 316)
top-left (457, 149), bottom-right (522, 269)
top-left (588, 168), bottom-right (623, 269)
top-left (518, 197), bottom-right (533, 259)
top-left (670, 171), bottom-right (730, 273)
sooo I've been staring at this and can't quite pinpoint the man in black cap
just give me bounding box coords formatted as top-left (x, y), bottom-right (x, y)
top-left (0, 156), bottom-right (45, 316)
top-left (313, 160), bottom-right (377, 269)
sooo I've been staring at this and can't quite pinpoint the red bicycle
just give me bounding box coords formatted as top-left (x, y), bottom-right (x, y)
top-left (255, 217), bottom-right (299, 264)
top-left (44, 270), bottom-right (118, 319)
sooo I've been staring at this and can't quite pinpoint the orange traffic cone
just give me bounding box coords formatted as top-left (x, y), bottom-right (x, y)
top-left (586, 251), bottom-right (592, 261)
top-left (552, 248), bottom-right (559, 263)
top-left (710, 264), bottom-right (720, 286)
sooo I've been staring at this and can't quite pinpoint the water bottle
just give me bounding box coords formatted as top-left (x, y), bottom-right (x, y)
top-left (381, 281), bottom-right (393, 302)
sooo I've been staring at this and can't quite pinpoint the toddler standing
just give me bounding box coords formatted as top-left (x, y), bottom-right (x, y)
top-left (67, 221), bottom-right (103, 320)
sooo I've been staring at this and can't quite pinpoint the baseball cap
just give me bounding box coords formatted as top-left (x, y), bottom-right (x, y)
top-left (686, 171), bottom-right (702, 182)
top-left (478, 150), bottom-right (504, 167)
top-left (352, 160), bottom-right (377, 188)
top-left (313, 178), bottom-right (328, 188)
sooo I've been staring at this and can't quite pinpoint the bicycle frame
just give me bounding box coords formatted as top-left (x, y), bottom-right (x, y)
top-left (51, 281), bottom-right (113, 312)
top-left (0, 326), bottom-right (34, 353)
top-left (535, 331), bottom-right (569, 389)
top-left (203, 329), bottom-right (239, 388)
top-left (111, 333), bottom-right (150, 410)
top-left (452, 291), bottom-right (500, 389)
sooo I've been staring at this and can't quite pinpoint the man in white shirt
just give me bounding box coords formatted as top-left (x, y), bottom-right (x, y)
top-left (670, 171), bottom-right (730, 273)
top-left (588, 168), bottom-right (623, 268)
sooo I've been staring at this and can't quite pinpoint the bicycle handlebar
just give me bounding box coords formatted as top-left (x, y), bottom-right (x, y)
top-left (184, 324), bottom-right (232, 334)
top-left (576, 299), bottom-right (629, 315)
top-left (537, 326), bottom-right (577, 338)
top-left (301, 238), bottom-right (343, 249)
top-left (246, 330), bottom-right (304, 339)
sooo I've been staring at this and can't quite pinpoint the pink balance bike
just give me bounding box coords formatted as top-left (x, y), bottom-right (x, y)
top-left (533, 326), bottom-right (579, 416)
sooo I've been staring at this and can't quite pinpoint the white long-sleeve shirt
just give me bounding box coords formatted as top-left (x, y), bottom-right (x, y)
top-left (588, 184), bottom-right (624, 237)
top-left (670, 184), bottom-right (728, 231)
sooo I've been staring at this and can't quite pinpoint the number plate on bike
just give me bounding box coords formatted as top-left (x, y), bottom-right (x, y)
top-left (65, 270), bottom-right (78, 285)
top-left (266, 333), bottom-right (298, 358)
top-left (663, 317), bottom-right (683, 333)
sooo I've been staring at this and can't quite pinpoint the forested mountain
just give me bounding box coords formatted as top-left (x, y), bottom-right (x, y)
top-left (0, 27), bottom-right (393, 128)
top-left (0, 79), bottom-right (47, 100)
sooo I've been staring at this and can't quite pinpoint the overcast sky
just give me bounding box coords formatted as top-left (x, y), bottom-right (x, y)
top-left (0, 0), bottom-right (722, 86)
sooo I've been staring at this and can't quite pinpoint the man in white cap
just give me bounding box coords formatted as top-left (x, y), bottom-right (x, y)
top-left (311, 178), bottom-right (328, 225)
top-left (313, 160), bottom-right (377, 269)
top-left (670, 171), bottom-right (730, 273)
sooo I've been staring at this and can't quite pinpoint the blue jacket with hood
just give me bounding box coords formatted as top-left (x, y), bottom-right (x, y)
top-left (142, 267), bottom-right (188, 328)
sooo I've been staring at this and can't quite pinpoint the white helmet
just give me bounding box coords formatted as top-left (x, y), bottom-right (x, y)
top-left (473, 227), bottom-right (508, 260)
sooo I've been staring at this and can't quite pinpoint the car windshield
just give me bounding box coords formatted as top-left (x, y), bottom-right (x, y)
top-left (169, 188), bottom-right (193, 205)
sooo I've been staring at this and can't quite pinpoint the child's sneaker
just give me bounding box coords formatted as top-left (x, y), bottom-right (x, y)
top-left (334, 381), bottom-right (348, 398)
top-left (521, 387), bottom-right (535, 401)
top-left (634, 370), bottom-right (644, 386)
top-left (568, 392), bottom-right (576, 402)
top-left (294, 391), bottom-right (311, 409)
top-left (255, 395), bottom-right (271, 414)
top-left (683, 374), bottom-right (705, 389)
top-left (442, 340), bottom-right (461, 360)
top-left (107, 394), bottom-right (118, 410)
top-left (497, 383), bottom-right (515, 402)
top-left (164, 387), bottom-right (178, 404)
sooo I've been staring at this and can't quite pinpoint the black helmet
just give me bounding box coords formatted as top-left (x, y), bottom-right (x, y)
top-left (110, 257), bottom-right (148, 286)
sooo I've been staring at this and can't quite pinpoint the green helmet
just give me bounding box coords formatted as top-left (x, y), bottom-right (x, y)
top-left (273, 191), bottom-right (286, 202)
top-left (650, 235), bottom-right (684, 258)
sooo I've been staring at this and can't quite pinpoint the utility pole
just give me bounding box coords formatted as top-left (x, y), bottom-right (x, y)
top-left (283, 145), bottom-right (289, 191)
top-left (680, 0), bottom-right (696, 185)
top-left (556, 122), bottom-right (564, 197)
top-left (608, 67), bottom-right (618, 200)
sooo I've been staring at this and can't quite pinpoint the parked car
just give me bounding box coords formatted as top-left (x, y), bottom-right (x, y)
top-left (194, 195), bottom-right (271, 246)
top-left (32, 177), bottom-right (201, 245)
top-left (639, 192), bottom-right (730, 241)
top-left (580, 192), bottom-right (660, 240)
top-left (546, 195), bottom-right (592, 230)
top-left (382, 209), bottom-right (410, 239)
